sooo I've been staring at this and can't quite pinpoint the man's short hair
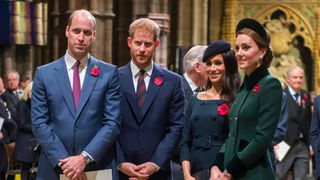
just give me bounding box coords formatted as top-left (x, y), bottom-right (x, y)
top-left (67, 9), bottom-right (96, 30)
top-left (183, 45), bottom-right (207, 72)
top-left (286, 66), bottom-right (304, 78)
top-left (128, 18), bottom-right (160, 41)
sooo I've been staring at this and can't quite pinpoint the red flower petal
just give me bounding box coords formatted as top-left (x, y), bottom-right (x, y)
top-left (217, 103), bottom-right (229, 116)
top-left (154, 77), bottom-right (163, 86)
top-left (91, 67), bottom-right (99, 77)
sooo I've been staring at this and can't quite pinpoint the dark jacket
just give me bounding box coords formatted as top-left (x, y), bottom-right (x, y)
top-left (283, 88), bottom-right (312, 146)
top-left (220, 67), bottom-right (282, 179)
top-left (14, 99), bottom-right (39, 163)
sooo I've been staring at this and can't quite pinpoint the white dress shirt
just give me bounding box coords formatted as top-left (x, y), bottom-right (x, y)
top-left (64, 50), bottom-right (89, 90)
top-left (288, 86), bottom-right (300, 103)
top-left (130, 61), bottom-right (153, 93)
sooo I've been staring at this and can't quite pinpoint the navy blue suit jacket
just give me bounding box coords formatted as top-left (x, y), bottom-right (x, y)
top-left (116, 63), bottom-right (184, 179)
top-left (32, 56), bottom-right (122, 180)
top-left (310, 95), bottom-right (320, 179)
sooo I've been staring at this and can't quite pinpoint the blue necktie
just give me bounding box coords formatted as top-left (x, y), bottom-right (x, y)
top-left (294, 93), bottom-right (300, 104)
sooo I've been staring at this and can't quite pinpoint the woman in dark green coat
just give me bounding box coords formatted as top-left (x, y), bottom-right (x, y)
top-left (210, 18), bottom-right (282, 180)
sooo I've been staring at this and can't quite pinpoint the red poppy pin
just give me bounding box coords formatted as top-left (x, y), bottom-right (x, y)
top-left (154, 77), bottom-right (163, 86)
top-left (303, 94), bottom-right (308, 100)
top-left (217, 103), bottom-right (229, 116)
top-left (253, 84), bottom-right (261, 94)
top-left (91, 64), bottom-right (99, 77)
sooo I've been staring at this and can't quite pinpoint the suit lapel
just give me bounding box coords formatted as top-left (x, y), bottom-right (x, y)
top-left (54, 57), bottom-right (76, 118)
top-left (120, 64), bottom-right (140, 121)
top-left (182, 75), bottom-right (193, 101)
top-left (139, 64), bottom-right (163, 120)
top-left (76, 57), bottom-right (99, 119)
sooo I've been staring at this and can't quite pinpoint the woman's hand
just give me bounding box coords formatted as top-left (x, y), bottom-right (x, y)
top-left (209, 166), bottom-right (223, 180)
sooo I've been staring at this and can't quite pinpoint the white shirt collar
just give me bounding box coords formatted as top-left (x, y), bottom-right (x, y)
top-left (288, 86), bottom-right (300, 96)
top-left (183, 73), bottom-right (198, 92)
top-left (65, 50), bottom-right (89, 70)
top-left (130, 61), bottom-right (153, 77)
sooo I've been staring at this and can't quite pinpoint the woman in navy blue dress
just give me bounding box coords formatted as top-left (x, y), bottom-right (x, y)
top-left (180, 40), bottom-right (241, 180)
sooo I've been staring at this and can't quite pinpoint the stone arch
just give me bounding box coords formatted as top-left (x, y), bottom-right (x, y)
top-left (255, 4), bottom-right (315, 90)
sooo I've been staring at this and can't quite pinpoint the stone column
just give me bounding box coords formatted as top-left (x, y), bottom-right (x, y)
top-left (192, 0), bottom-right (208, 44)
top-left (208, 0), bottom-right (224, 41)
top-left (90, 0), bottom-right (115, 63)
top-left (50, 0), bottom-right (61, 60)
top-left (149, 13), bottom-right (170, 68)
top-left (132, 0), bottom-right (170, 67)
top-left (177, 0), bottom-right (192, 47)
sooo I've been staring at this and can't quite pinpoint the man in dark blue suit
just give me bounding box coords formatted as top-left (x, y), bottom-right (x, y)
top-left (116, 18), bottom-right (185, 180)
top-left (276, 66), bottom-right (312, 179)
top-left (310, 95), bottom-right (320, 180)
top-left (31, 9), bottom-right (121, 180)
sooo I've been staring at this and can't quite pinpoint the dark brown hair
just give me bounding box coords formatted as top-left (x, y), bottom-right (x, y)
top-left (206, 49), bottom-right (241, 104)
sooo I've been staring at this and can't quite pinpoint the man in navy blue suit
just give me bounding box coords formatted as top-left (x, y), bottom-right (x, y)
top-left (31, 9), bottom-right (121, 180)
top-left (311, 95), bottom-right (320, 180)
top-left (116, 18), bottom-right (185, 180)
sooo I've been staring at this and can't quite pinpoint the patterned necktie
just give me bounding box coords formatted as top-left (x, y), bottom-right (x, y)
top-left (136, 69), bottom-right (146, 107)
top-left (73, 61), bottom-right (81, 108)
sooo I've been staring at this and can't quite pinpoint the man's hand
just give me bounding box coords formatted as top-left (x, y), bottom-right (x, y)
top-left (60, 155), bottom-right (87, 179)
top-left (209, 166), bottom-right (223, 180)
top-left (118, 162), bottom-right (149, 179)
top-left (135, 162), bottom-right (158, 176)
top-left (0, 132), bottom-right (3, 140)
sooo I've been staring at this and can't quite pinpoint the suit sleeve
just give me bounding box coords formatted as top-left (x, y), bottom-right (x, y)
top-left (271, 92), bottom-right (288, 146)
top-left (150, 76), bottom-right (185, 168)
top-left (31, 67), bottom-right (69, 167)
top-left (310, 96), bottom-right (320, 178)
top-left (82, 66), bottom-right (122, 161)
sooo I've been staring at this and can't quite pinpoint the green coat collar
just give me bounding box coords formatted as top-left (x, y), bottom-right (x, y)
top-left (241, 66), bottom-right (269, 90)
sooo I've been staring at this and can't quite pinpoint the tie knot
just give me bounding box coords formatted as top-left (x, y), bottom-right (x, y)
top-left (294, 93), bottom-right (299, 100)
top-left (74, 61), bottom-right (80, 69)
top-left (139, 69), bottom-right (145, 76)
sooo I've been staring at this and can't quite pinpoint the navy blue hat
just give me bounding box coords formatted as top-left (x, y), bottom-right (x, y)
top-left (203, 40), bottom-right (231, 62)
top-left (236, 18), bottom-right (269, 43)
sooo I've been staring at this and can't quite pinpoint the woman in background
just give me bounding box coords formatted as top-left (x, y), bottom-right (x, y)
top-left (180, 40), bottom-right (240, 180)
top-left (14, 82), bottom-right (39, 180)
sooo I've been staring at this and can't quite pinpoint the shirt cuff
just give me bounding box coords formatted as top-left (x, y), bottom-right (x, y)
top-left (82, 151), bottom-right (94, 162)
top-left (151, 162), bottom-right (160, 172)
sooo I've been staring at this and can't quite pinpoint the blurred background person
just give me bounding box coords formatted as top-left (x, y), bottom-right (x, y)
top-left (180, 40), bottom-right (240, 180)
top-left (14, 82), bottom-right (39, 180)
top-left (19, 71), bottom-right (32, 91)
top-left (210, 18), bottom-right (282, 179)
top-left (182, 45), bottom-right (208, 103)
top-left (0, 95), bottom-right (16, 179)
top-left (276, 66), bottom-right (312, 180)
top-left (6, 71), bottom-right (23, 99)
